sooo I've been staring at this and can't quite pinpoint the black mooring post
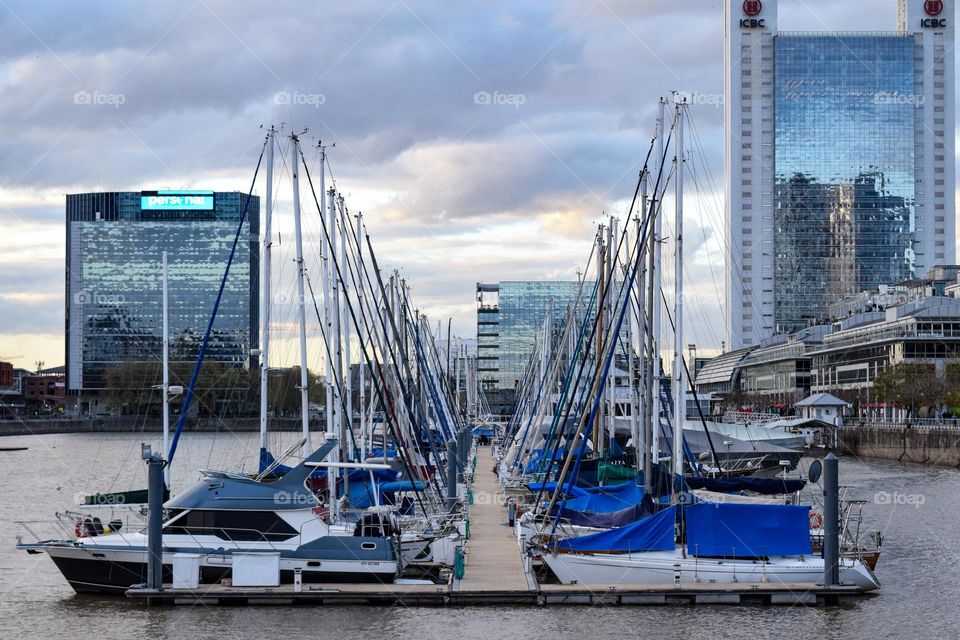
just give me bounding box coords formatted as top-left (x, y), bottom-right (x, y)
top-left (823, 452), bottom-right (840, 586)
top-left (145, 447), bottom-right (165, 591)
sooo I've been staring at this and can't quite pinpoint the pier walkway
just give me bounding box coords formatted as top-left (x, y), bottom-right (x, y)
top-left (455, 444), bottom-right (529, 592)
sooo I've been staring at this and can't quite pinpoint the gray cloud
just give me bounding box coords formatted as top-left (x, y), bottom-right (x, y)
top-left (0, 0), bottom-right (928, 364)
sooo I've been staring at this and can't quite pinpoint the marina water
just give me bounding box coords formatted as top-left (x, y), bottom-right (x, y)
top-left (1, 432), bottom-right (956, 639)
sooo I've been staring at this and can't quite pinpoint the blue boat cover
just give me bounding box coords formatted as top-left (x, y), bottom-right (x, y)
top-left (346, 468), bottom-right (400, 509)
top-left (472, 426), bottom-right (494, 437)
top-left (526, 481), bottom-right (589, 498)
top-left (562, 481), bottom-right (646, 513)
top-left (684, 476), bottom-right (806, 495)
top-left (555, 505), bottom-right (677, 553)
top-left (685, 503), bottom-right (813, 557)
top-left (380, 480), bottom-right (426, 492)
top-left (559, 497), bottom-right (656, 528)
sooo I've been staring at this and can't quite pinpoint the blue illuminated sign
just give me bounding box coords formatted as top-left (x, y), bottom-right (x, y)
top-left (141, 192), bottom-right (214, 210)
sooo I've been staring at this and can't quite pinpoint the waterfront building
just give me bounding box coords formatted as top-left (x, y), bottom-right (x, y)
top-left (737, 325), bottom-right (829, 406)
top-left (476, 281), bottom-right (586, 417)
top-left (725, 0), bottom-right (955, 348)
top-left (65, 190), bottom-right (259, 415)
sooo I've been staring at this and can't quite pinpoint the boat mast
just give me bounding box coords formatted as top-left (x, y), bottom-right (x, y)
top-left (672, 99), bottom-right (685, 495)
top-left (259, 127), bottom-right (275, 457)
top-left (637, 169), bottom-right (656, 482)
top-left (339, 196), bottom-right (353, 463)
top-left (290, 133), bottom-right (311, 457)
top-left (650, 97), bottom-right (666, 485)
top-left (356, 211), bottom-right (367, 460)
top-left (325, 186), bottom-right (340, 517)
top-left (161, 250), bottom-right (170, 489)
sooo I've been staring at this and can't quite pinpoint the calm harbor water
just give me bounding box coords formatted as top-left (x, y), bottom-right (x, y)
top-left (1, 431), bottom-right (957, 639)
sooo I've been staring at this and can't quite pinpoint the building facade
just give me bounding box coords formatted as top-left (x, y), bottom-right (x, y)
top-left (476, 281), bottom-right (586, 416)
top-left (66, 191), bottom-right (259, 411)
top-left (725, 0), bottom-right (955, 347)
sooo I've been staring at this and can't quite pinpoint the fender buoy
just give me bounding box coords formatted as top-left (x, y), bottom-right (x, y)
top-left (809, 511), bottom-right (824, 529)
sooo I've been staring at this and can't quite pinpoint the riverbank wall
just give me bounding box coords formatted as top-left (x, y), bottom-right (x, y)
top-left (837, 424), bottom-right (960, 466)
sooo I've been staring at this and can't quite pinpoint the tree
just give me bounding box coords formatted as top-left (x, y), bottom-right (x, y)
top-left (872, 362), bottom-right (945, 418)
top-left (101, 360), bottom-right (256, 417)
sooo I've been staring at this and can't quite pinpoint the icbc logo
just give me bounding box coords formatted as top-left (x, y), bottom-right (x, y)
top-left (743, 0), bottom-right (762, 16)
top-left (924, 0), bottom-right (943, 16)
top-left (740, 0), bottom-right (765, 27)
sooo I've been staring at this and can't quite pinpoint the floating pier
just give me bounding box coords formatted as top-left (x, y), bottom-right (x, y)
top-left (126, 445), bottom-right (872, 607)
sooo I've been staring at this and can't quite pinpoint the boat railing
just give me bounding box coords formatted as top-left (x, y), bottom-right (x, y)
top-left (721, 411), bottom-right (783, 425)
top-left (16, 519), bottom-right (79, 544)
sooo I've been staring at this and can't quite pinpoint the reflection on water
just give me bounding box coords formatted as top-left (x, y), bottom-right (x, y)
top-left (1, 432), bottom-right (958, 640)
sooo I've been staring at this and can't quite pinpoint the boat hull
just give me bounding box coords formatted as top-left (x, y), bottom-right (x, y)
top-left (28, 539), bottom-right (399, 595)
top-left (542, 549), bottom-right (880, 592)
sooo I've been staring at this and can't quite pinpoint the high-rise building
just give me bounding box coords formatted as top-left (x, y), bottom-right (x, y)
top-left (65, 190), bottom-right (259, 412)
top-left (476, 281), bottom-right (586, 416)
top-left (724, 0), bottom-right (955, 348)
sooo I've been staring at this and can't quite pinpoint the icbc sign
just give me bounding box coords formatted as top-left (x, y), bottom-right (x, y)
top-left (740, 0), bottom-right (765, 27)
top-left (922, 0), bottom-right (946, 27)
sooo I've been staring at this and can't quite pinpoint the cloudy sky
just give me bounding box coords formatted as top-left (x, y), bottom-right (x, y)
top-left (0, 0), bottom-right (936, 369)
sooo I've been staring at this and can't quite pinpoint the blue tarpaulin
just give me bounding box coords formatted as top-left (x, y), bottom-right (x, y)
top-left (346, 468), bottom-right (399, 509)
top-left (562, 481), bottom-right (646, 513)
top-left (684, 476), bottom-right (806, 495)
top-left (526, 481), bottom-right (589, 498)
top-left (472, 426), bottom-right (494, 437)
top-left (685, 503), bottom-right (813, 558)
top-left (555, 505), bottom-right (677, 553)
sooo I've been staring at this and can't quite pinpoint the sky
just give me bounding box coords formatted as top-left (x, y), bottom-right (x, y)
top-left (0, 0), bottom-right (941, 370)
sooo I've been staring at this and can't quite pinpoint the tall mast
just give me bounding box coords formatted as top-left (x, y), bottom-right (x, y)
top-left (672, 100), bottom-right (685, 494)
top-left (325, 186), bottom-right (340, 518)
top-left (161, 251), bottom-right (170, 488)
top-left (650, 97), bottom-right (666, 480)
top-left (356, 211), bottom-right (367, 460)
top-left (640, 172), bottom-right (652, 487)
top-left (339, 197), bottom-right (353, 462)
top-left (607, 216), bottom-right (617, 449)
top-left (259, 127), bottom-right (275, 456)
top-left (290, 133), bottom-right (311, 456)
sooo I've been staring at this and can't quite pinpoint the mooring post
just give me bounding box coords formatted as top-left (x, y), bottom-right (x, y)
top-left (145, 445), bottom-right (165, 591)
top-left (823, 452), bottom-right (840, 586)
top-left (457, 428), bottom-right (469, 481)
top-left (446, 437), bottom-right (458, 511)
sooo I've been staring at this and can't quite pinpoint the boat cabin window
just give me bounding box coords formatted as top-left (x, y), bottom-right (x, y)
top-left (164, 510), bottom-right (298, 541)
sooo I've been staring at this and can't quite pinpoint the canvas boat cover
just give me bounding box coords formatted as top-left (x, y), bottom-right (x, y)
top-left (554, 505), bottom-right (677, 553)
top-left (684, 476), bottom-right (806, 495)
top-left (684, 502), bottom-right (813, 558)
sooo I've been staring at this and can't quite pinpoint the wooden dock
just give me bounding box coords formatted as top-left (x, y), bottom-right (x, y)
top-left (454, 445), bottom-right (532, 592)
top-left (126, 581), bottom-right (869, 607)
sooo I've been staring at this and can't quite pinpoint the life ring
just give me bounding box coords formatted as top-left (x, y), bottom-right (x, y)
top-left (809, 511), bottom-right (824, 529)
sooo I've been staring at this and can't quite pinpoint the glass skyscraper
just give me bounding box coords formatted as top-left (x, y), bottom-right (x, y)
top-left (724, 0), bottom-right (955, 347)
top-left (773, 34), bottom-right (917, 333)
top-left (476, 281), bottom-right (587, 416)
top-left (65, 191), bottom-right (260, 397)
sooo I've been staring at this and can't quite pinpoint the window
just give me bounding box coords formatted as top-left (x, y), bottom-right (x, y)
top-left (165, 510), bottom-right (298, 542)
